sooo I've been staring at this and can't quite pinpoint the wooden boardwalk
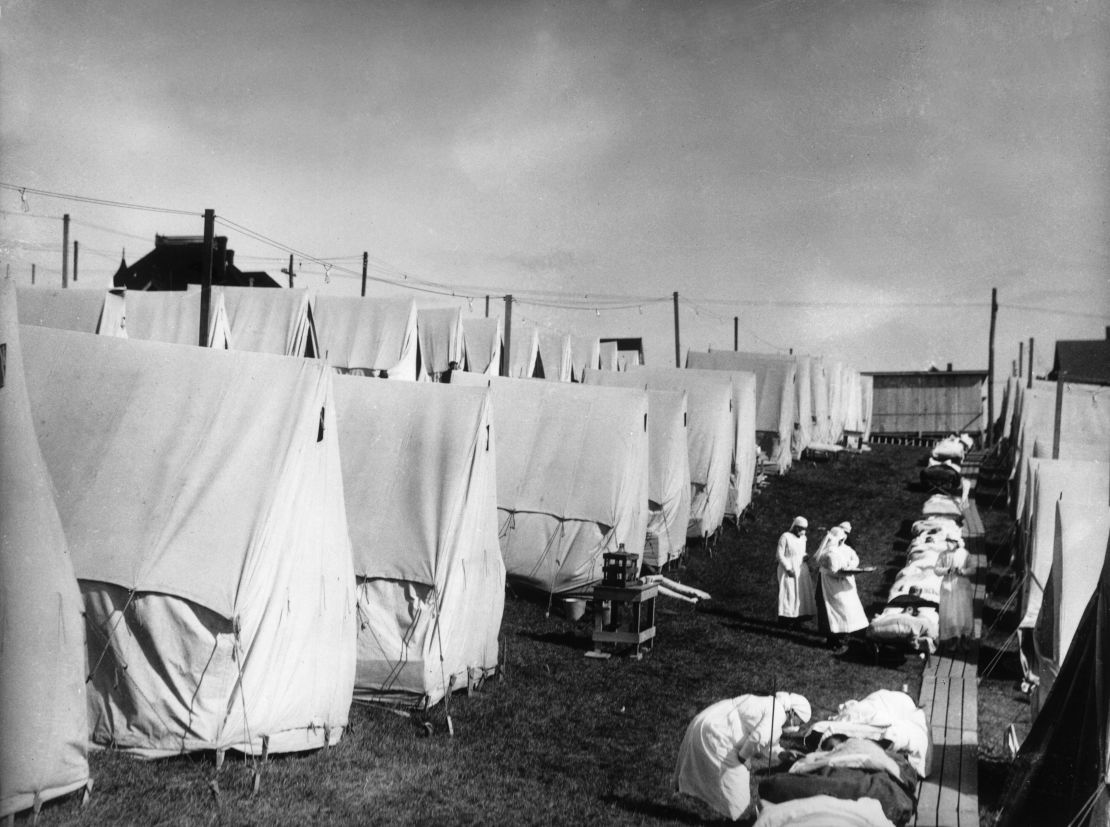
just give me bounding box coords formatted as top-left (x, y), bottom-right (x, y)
top-left (912, 497), bottom-right (986, 827)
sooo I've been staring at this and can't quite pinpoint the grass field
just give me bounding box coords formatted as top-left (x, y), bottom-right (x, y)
top-left (36, 444), bottom-right (983, 826)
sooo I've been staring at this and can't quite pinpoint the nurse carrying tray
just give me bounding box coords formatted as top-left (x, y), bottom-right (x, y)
top-left (813, 522), bottom-right (873, 651)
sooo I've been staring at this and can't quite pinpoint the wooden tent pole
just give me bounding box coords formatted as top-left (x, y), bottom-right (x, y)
top-left (61, 213), bottom-right (70, 288)
top-left (199, 208), bottom-right (214, 347)
top-left (673, 291), bottom-right (681, 368)
top-left (1027, 338), bottom-right (1034, 389)
top-left (987, 287), bottom-right (997, 446)
top-left (361, 252), bottom-right (368, 297)
top-left (1052, 372), bottom-right (1065, 459)
top-left (503, 295), bottom-right (513, 377)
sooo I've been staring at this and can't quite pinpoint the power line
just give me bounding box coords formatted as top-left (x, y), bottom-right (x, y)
top-left (0, 182), bottom-right (198, 217)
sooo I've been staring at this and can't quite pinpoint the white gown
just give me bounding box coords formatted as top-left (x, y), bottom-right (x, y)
top-left (776, 531), bottom-right (817, 618)
top-left (818, 544), bottom-right (869, 634)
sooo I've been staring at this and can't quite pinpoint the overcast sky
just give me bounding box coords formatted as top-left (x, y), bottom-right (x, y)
top-left (2, 0), bottom-right (1107, 385)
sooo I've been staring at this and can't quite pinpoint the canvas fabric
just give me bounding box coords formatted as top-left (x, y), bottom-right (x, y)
top-left (219, 285), bottom-right (316, 356)
top-left (22, 326), bottom-right (355, 757)
top-left (598, 341), bottom-right (619, 371)
top-left (630, 364), bottom-right (758, 518)
top-left (461, 316), bottom-right (502, 375)
top-left (451, 372), bottom-right (649, 593)
top-left (645, 389), bottom-right (692, 567)
top-left (536, 329), bottom-right (573, 382)
top-left (16, 286), bottom-right (107, 334)
top-left (582, 366), bottom-right (733, 538)
top-left (694, 350), bottom-right (798, 471)
top-left (334, 378), bottom-right (504, 705)
top-left (810, 357), bottom-right (833, 445)
top-left (122, 289), bottom-right (232, 348)
top-left (313, 294), bottom-right (418, 379)
top-left (0, 281), bottom-right (89, 817)
top-left (507, 325), bottom-right (539, 378)
top-left (416, 305), bottom-right (465, 378)
top-left (1019, 460), bottom-right (1109, 630)
top-left (570, 335), bottom-right (601, 382)
top-left (1030, 501), bottom-right (1110, 715)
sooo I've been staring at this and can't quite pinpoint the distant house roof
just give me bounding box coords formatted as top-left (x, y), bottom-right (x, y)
top-left (1050, 336), bottom-right (1110, 385)
top-left (113, 235), bottom-right (280, 290)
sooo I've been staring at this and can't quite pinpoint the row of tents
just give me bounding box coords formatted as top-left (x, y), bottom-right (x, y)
top-left (1, 282), bottom-right (873, 818)
top-left (992, 369), bottom-right (1110, 825)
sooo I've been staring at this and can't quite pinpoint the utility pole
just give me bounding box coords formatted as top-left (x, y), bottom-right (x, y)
top-left (733, 316), bottom-right (739, 351)
top-left (31, 264), bottom-right (35, 285)
top-left (199, 209), bottom-right (214, 347)
top-left (673, 291), bottom-right (681, 368)
top-left (1027, 338), bottom-right (1034, 389)
top-left (1052, 372), bottom-right (1065, 459)
top-left (484, 295), bottom-right (489, 318)
top-left (288, 254), bottom-right (294, 288)
top-left (503, 295), bottom-right (513, 377)
top-left (987, 288), bottom-right (998, 446)
top-left (61, 214), bottom-right (70, 288)
top-left (73, 241), bottom-right (79, 283)
top-left (361, 252), bottom-right (368, 297)
top-left (1018, 341), bottom-right (1024, 378)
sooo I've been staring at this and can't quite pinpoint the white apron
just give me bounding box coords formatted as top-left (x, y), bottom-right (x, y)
top-left (819, 545), bottom-right (868, 634)
top-left (776, 531), bottom-right (817, 618)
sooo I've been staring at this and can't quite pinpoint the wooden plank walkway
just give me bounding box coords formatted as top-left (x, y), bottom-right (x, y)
top-left (912, 496), bottom-right (986, 827)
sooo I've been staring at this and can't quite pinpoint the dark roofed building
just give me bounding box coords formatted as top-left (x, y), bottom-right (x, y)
top-left (113, 235), bottom-right (280, 290)
top-left (1050, 329), bottom-right (1110, 385)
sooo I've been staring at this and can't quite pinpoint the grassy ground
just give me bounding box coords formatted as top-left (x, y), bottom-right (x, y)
top-left (36, 445), bottom-right (939, 826)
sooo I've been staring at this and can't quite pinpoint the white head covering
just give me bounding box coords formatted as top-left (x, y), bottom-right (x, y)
top-left (791, 516), bottom-right (808, 530)
top-left (958, 434), bottom-right (973, 449)
top-left (775, 692), bottom-right (812, 724)
top-left (838, 521), bottom-right (852, 534)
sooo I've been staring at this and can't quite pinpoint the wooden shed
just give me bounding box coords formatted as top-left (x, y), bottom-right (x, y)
top-left (863, 368), bottom-right (986, 439)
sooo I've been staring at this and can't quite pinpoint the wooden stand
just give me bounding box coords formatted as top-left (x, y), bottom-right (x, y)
top-left (586, 583), bottom-right (658, 660)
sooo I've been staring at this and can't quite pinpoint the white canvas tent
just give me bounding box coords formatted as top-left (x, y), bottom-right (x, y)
top-left (219, 285), bottom-right (317, 357)
top-left (599, 341), bottom-right (619, 371)
top-left (16, 285), bottom-right (107, 334)
top-left (690, 350), bottom-right (797, 471)
top-left (313, 294), bottom-right (418, 380)
top-left (996, 532), bottom-right (1110, 827)
top-left (1030, 500), bottom-right (1110, 715)
top-left (1011, 381), bottom-right (1110, 514)
top-left (810, 357), bottom-right (834, 446)
top-left (123, 289), bottom-right (232, 348)
top-left (643, 389), bottom-right (693, 567)
top-left (537, 329), bottom-right (573, 382)
top-left (636, 364), bottom-right (758, 520)
top-left (462, 316), bottom-right (502, 375)
top-left (0, 281), bottom-right (90, 818)
top-left (584, 366), bottom-right (738, 537)
top-left (417, 305), bottom-right (465, 381)
top-left (571, 335), bottom-right (601, 382)
top-left (22, 326), bottom-right (356, 758)
top-left (507, 325), bottom-right (540, 378)
top-left (333, 378), bottom-right (504, 706)
top-left (451, 372), bottom-right (649, 594)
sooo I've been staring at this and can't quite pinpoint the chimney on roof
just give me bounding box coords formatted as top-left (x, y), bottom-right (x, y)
top-left (947, 363), bottom-right (953, 371)
top-left (1105, 326), bottom-right (1109, 339)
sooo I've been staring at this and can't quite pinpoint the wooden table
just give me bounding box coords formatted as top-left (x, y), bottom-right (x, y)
top-left (586, 582), bottom-right (658, 660)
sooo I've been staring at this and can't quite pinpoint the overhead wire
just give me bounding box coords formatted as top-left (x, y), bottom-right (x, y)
top-left (4, 181), bottom-right (1106, 322)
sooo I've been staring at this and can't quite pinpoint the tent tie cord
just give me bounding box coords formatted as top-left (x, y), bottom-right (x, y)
top-left (980, 571), bottom-right (1027, 641)
top-left (1064, 784), bottom-right (1103, 827)
top-left (86, 588), bottom-right (138, 684)
top-left (977, 628), bottom-right (1020, 685)
top-left (543, 520), bottom-right (569, 617)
